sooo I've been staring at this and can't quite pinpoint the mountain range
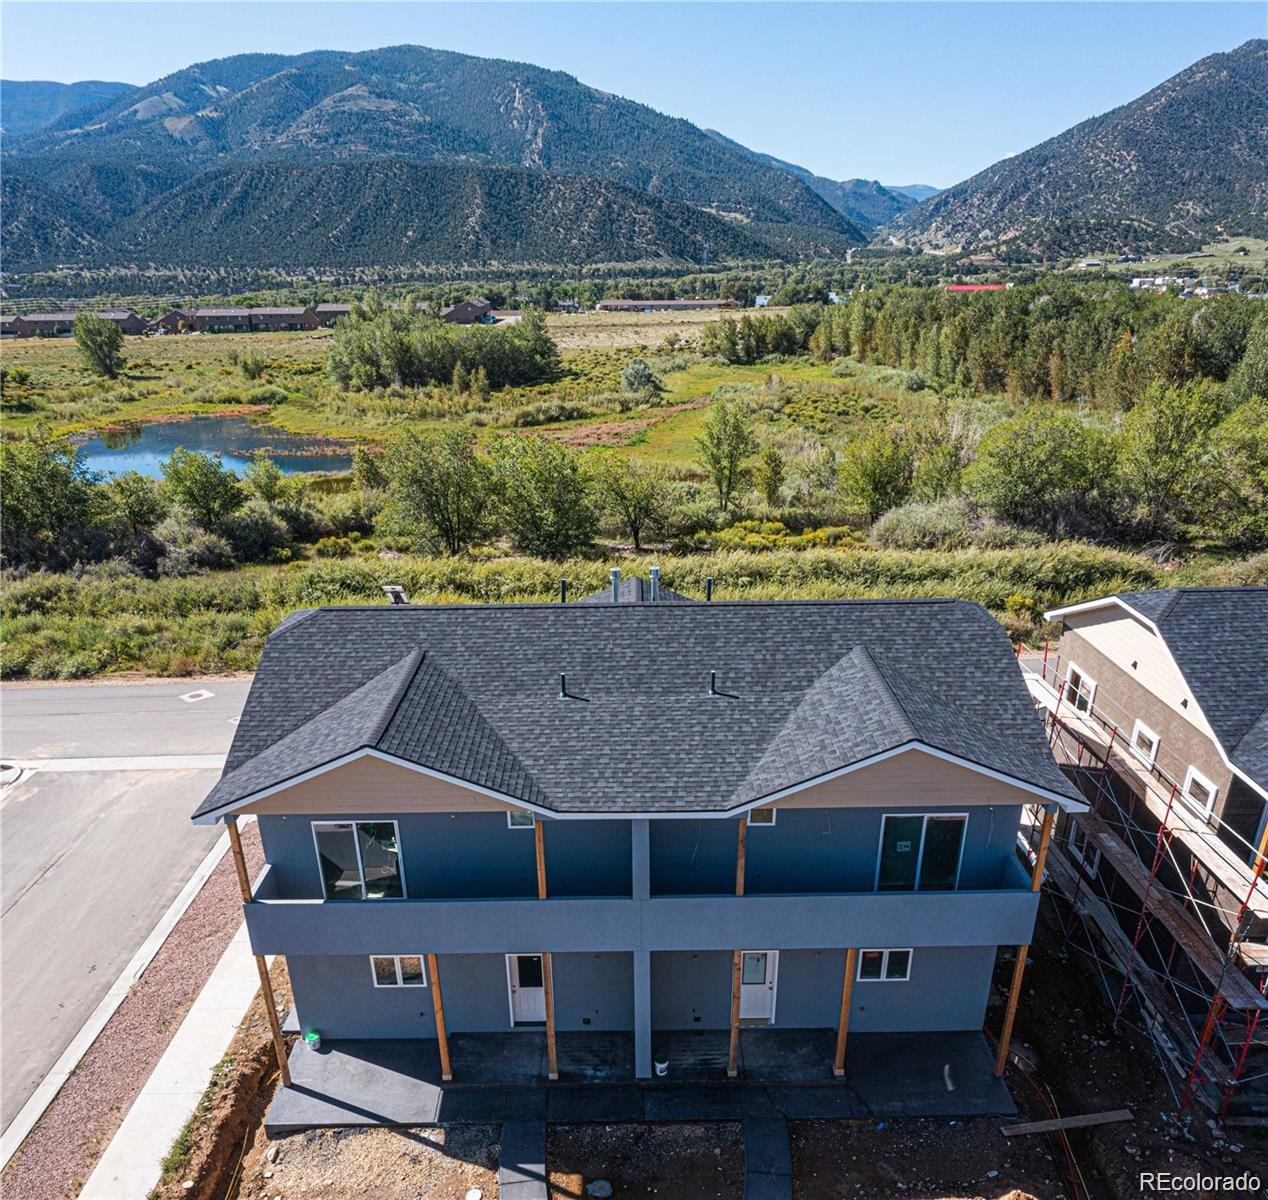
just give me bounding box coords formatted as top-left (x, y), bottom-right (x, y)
top-left (1, 38), bottom-right (1263, 272)
top-left (895, 39), bottom-right (1268, 255)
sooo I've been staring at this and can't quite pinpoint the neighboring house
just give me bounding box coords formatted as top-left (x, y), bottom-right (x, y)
top-left (945, 284), bottom-right (1006, 293)
top-left (97, 308), bottom-right (148, 335)
top-left (0, 315), bottom-right (33, 337)
top-left (754, 295), bottom-right (771, 307)
top-left (194, 573), bottom-right (1083, 1112)
top-left (186, 307), bottom-right (252, 333)
top-left (1027, 587), bottom-right (1268, 1115)
top-left (21, 311), bottom-right (78, 336)
top-left (596, 299), bottom-right (741, 312)
top-left (439, 298), bottom-right (493, 325)
top-left (314, 303), bottom-right (353, 328)
top-left (249, 306), bottom-right (318, 332)
top-left (150, 310), bottom-right (192, 334)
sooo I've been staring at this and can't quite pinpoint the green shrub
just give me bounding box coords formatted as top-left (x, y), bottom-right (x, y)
top-left (313, 536), bottom-right (355, 558)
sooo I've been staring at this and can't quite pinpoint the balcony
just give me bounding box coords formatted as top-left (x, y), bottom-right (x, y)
top-left (243, 860), bottom-right (1040, 957)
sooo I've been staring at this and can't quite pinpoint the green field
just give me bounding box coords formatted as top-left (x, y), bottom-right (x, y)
top-left (1101, 237), bottom-right (1268, 278)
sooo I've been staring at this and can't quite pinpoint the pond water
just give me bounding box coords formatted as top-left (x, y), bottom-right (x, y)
top-left (74, 415), bottom-right (354, 477)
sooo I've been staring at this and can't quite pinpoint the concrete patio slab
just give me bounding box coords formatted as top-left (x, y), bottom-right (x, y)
top-left (264, 1030), bottom-right (1015, 1132)
top-left (499, 1120), bottom-right (547, 1200)
top-left (743, 1116), bottom-right (792, 1200)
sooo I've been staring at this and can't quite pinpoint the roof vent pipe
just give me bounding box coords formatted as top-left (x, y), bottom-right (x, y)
top-left (610, 567), bottom-right (621, 604)
top-left (560, 578), bottom-right (568, 604)
top-left (706, 577), bottom-right (714, 602)
top-left (649, 566), bottom-right (660, 602)
top-left (383, 585), bottom-right (409, 605)
top-left (559, 673), bottom-right (568, 699)
top-left (708, 670), bottom-right (719, 697)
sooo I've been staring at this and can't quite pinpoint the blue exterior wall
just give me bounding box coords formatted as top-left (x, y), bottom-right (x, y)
top-left (288, 951), bottom-right (633, 1038)
top-left (258, 813), bottom-right (631, 900)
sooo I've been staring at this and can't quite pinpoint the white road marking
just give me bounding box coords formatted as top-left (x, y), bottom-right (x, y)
top-left (179, 689), bottom-right (214, 703)
top-left (7, 755), bottom-right (226, 774)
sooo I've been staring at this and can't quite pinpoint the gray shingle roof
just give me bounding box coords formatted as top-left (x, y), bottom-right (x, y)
top-left (1116, 587), bottom-right (1268, 787)
top-left (193, 597), bottom-right (1080, 821)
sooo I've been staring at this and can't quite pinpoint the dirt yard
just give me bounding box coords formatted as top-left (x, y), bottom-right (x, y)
top-left (549, 1122), bottom-right (744, 1198)
top-left (234, 1126), bottom-right (499, 1199)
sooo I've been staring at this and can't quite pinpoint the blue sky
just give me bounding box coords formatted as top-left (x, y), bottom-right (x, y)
top-left (3, 2), bottom-right (1262, 187)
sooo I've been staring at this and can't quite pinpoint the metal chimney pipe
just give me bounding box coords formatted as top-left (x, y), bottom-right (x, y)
top-left (560, 578), bottom-right (568, 604)
top-left (705, 577), bottom-right (714, 602)
top-left (708, 670), bottom-right (719, 697)
top-left (610, 567), bottom-right (621, 604)
top-left (559, 673), bottom-right (567, 698)
top-left (649, 566), bottom-right (660, 602)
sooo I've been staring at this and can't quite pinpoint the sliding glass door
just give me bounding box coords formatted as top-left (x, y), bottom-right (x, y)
top-left (876, 813), bottom-right (967, 892)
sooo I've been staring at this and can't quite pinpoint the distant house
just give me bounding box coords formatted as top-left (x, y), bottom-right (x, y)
top-left (0, 315), bottom-right (33, 338)
top-left (596, 298), bottom-right (741, 313)
top-left (827, 291), bottom-right (846, 305)
top-left (150, 310), bottom-right (193, 334)
top-left (97, 309), bottom-right (148, 335)
top-left (1078, 259), bottom-right (1104, 270)
top-left (945, 284), bottom-right (1006, 293)
top-left (21, 312), bottom-right (79, 337)
top-left (249, 306), bottom-right (318, 333)
top-left (439, 298), bottom-right (494, 325)
top-left (186, 307), bottom-right (252, 334)
top-left (754, 295), bottom-right (771, 308)
top-left (314, 303), bottom-right (353, 328)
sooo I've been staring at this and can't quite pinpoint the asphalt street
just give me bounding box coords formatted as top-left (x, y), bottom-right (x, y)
top-left (0, 677), bottom-right (251, 1131)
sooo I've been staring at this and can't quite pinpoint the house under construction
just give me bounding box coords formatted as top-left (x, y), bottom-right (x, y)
top-left (1019, 587), bottom-right (1268, 1123)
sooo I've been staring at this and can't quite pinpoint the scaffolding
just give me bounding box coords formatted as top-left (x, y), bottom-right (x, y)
top-left (1017, 644), bottom-right (1268, 1123)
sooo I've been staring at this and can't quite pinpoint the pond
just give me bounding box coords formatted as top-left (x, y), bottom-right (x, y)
top-left (74, 415), bottom-right (354, 477)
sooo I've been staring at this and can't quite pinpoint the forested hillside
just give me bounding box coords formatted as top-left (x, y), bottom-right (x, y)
top-left (0, 79), bottom-right (135, 137)
top-left (896, 39), bottom-right (1268, 254)
top-left (106, 161), bottom-right (776, 269)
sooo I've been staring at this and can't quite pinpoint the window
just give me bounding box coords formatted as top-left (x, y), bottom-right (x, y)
top-left (312, 821), bottom-right (405, 900)
top-left (1130, 720), bottom-right (1160, 768)
top-left (1069, 822), bottom-right (1101, 874)
top-left (1182, 767), bottom-right (1218, 819)
top-left (1063, 663), bottom-right (1097, 713)
top-left (507, 810), bottom-right (536, 829)
top-left (747, 807), bottom-right (776, 827)
top-left (876, 813), bottom-right (967, 892)
top-left (370, 955), bottom-right (427, 988)
top-left (858, 948), bottom-right (913, 982)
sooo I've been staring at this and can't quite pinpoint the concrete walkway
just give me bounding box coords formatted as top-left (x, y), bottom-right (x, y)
top-left (743, 1117), bottom-right (792, 1200)
top-left (78, 927), bottom-right (263, 1200)
top-left (499, 1120), bottom-right (548, 1200)
top-left (265, 1031), bottom-right (1015, 1131)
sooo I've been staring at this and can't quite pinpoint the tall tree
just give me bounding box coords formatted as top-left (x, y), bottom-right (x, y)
top-left (492, 435), bottom-right (596, 558)
top-left (837, 428), bottom-right (915, 522)
top-left (73, 312), bottom-right (125, 379)
top-left (592, 455), bottom-right (672, 551)
top-left (160, 448), bottom-right (245, 531)
top-left (383, 428), bottom-right (494, 555)
top-left (695, 397), bottom-right (756, 513)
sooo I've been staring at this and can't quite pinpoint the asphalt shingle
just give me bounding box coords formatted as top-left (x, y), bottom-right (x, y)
top-left (193, 594), bottom-right (1080, 820)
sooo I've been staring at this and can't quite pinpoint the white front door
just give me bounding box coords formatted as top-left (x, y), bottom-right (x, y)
top-left (507, 954), bottom-right (547, 1024)
top-left (738, 950), bottom-right (778, 1023)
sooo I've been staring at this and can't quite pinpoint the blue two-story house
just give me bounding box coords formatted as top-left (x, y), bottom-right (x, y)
top-left (193, 574), bottom-right (1083, 1116)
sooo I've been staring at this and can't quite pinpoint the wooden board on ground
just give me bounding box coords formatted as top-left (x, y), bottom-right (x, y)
top-left (1002, 1108), bottom-right (1134, 1137)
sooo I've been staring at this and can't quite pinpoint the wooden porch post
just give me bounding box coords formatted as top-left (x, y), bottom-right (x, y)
top-left (726, 816), bottom-right (749, 1078)
top-left (226, 817), bottom-right (291, 1088)
top-left (833, 947), bottom-right (858, 1077)
top-left (994, 807), bottom-right (1056, 1077)
top-left (426, 953), bottom-right (452, 1081)
top-left (534, 820), bottom-right (559, 1080)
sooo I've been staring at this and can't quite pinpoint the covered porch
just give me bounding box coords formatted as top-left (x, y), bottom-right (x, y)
top-left (263, 1029), bottom-right (1015, 1132)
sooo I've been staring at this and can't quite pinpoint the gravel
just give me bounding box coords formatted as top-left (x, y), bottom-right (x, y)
top-left (1, 823), bottom-right (263, 1200)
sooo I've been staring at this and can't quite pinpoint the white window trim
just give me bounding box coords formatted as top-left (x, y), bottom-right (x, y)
top-left (1064, 662), bottom-right (1097, 713)
top-left (1129, 720), bottom-right (1160, 769)
top-left (1068, 822), bottom-right (1101, 875)
top-left (857, 948), bottom-right (914, 982)
top-left (506, 810), bottom-right (536, 829)
top-left (874, 812), bottom-right (969, 893)
top-left (747, 807), bottom-right (776, 827)
top-left (369, 954), bottom-right (428, 988)
top-left (311, 819), bottom-right (407, 900)
top-left (1181, 766), bottom-right (1218, 819)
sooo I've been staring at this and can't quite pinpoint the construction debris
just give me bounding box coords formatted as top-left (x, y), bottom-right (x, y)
top-left (1001, 1108), bottom-right (1134, 1137)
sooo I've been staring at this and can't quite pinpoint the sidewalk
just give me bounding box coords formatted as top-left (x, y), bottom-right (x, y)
top-left (79, 928), bottom-right (265, 1200)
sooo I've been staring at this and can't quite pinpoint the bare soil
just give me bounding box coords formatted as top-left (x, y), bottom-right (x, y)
top-left (234, 1126), bottom-right (499, 1200)
top-left (549, 1122), bottom-right (744, 1198)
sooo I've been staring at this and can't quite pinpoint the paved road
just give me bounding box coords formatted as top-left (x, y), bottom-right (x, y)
top-left (1, 677), bottom-right (252, 760)
top-left (0, 678), bottom-right (251, 1131)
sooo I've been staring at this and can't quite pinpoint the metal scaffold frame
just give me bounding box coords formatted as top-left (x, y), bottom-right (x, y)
top-left (1016, 643), bottom-right (1268, 1122)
